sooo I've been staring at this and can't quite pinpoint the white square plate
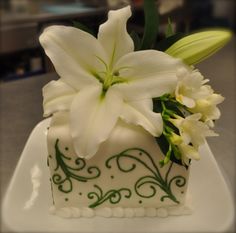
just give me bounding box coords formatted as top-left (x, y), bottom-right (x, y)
top-left (2, 119), bottom-right (234, 233)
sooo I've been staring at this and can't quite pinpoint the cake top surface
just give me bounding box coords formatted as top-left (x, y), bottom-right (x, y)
top-left (39, 1), bottom-right (231, 167)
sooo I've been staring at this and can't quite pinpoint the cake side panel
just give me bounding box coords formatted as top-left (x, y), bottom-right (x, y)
top-left (47, 112), bottom-right (190, 210)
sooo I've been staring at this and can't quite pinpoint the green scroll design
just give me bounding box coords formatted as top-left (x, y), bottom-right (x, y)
top-left (106, 148), bottom-right (186, 204)
top-left (52, 139), bottom-right (101, 193)
top-left (88, 185), bottom-right (131, 208)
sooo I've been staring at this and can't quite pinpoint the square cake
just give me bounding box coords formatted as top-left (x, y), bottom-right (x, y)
top-left (47, 112), bottom-right (190, 217)
top-left (39, 3), bottom-right (230, 218)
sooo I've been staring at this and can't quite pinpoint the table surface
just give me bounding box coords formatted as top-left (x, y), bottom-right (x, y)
top-left (0, 37), bottom-right (235, 232)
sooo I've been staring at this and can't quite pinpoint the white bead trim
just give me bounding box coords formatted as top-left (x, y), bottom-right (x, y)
top-left (49, 204), bottom-right (192, 218)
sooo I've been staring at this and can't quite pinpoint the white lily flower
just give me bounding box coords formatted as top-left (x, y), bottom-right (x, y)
top-left (175, 68), bottom-right (210, 108)
top-left (40, 6), bottom-right (185, 159)
top-left (169, 113), bottom-right (217, 149)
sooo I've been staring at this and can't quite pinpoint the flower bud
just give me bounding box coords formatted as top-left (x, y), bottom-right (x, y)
top-left (170, 133), bottom-right (182, 145)
top-left (166, 30), bottom-right (232, 65)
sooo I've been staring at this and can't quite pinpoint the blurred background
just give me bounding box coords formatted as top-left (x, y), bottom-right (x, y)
top-left (0, 0), bottom-right (235, 81)
top-left (0, 1), bottom-right (235, 232)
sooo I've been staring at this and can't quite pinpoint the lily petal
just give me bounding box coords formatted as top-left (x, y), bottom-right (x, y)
top-left (70, 86), bottom-right (123, 159)
top-left (39, 26), bottom-right (108, 89)
top-left (114, 50), bottom-right (186, 100)
top-left (98, 6), bottom-right (134, 68)
top-left (120, 98), bottom-right (163, 136)
top-left (43, 80), bottom-right (77, 117)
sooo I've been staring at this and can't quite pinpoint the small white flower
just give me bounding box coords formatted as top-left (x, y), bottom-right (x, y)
top-left (169, 132), bottom-right (182, 145)
top-left (40, 6), bottom-right (185, 159)
top-left (169, 132), bottom-right (200, 165)
top-left (175, 68), bottom-right (224, 127)
top-left (175, 68), bottom-right (210, 108)
top-left (169, 113), bottom-right (217, 149)
top-left (178, 143), bottom-right (200, 165)
top-left (191, 92), bottom-right (224, 127)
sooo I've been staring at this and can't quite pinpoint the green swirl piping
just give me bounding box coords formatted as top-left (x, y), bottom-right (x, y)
top-left (88, 185), bottom-right (132, 208)
top-left (52, 139), bottom-right (101, 193)
top-left (106, 148), bottom-right (186, 204)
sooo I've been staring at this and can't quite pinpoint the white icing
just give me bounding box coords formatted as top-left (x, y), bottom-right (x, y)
top-left (49, 200), bottom-right (193, 218)
top-left (81, 207), bottom-right (95, 218)
top-left (23, 164), bottom-right (42, 210)
top-left (57, 207), bottom-right (72, 218)
top-left (113, 207), bottom-right (124, 218)
top-left (47, 112), bottom-right (191, 218)
top-left (133, 208), bottom-right (145, 217)
top-left (95, 207), bottom-right (112, 217)
top-left (124, 208), bottom-right (135, 218)
top-left (156, 208), bottom-right (168, 218)
top-left (146, 207), bottom-right (157, 217)
top-left (49, 191), bottom-right (193, 218)
top-left (71, 207), bottom-right (81, 218)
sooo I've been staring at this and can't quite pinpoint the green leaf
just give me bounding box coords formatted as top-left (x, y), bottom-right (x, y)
top-left (165, 18), bottom-right (174, 38)
top-left (72, 21), bottom-right (95, 36)
top-left (155, 134), bottom-right (184, 167)
top-left (165, 29), bottom-right (232, 65)
top-left (130, 31), bottom-right (141, 51)
top-left (153, 98), bottom-right (186, 167)
top-left (159, 144), bottom-right (172, 167)
top-left (141, 0), bottom-right (159, 50)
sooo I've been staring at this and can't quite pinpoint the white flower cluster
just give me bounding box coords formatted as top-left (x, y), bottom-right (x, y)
top-left (175, 68), bottom-right (224, 127)
top-left (165, 67), bottom-right (224, 165)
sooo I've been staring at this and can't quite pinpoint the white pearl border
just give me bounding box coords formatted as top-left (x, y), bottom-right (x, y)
top-left (49, 193), bottom-right (192, 218)
top-left (49, 201), bottom-right (192, 218)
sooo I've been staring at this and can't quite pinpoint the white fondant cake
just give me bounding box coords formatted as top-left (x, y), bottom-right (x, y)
top-left (39, 3), bottom-right (228, 218)
top-left (47, 112), bottom-right (190, 217)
